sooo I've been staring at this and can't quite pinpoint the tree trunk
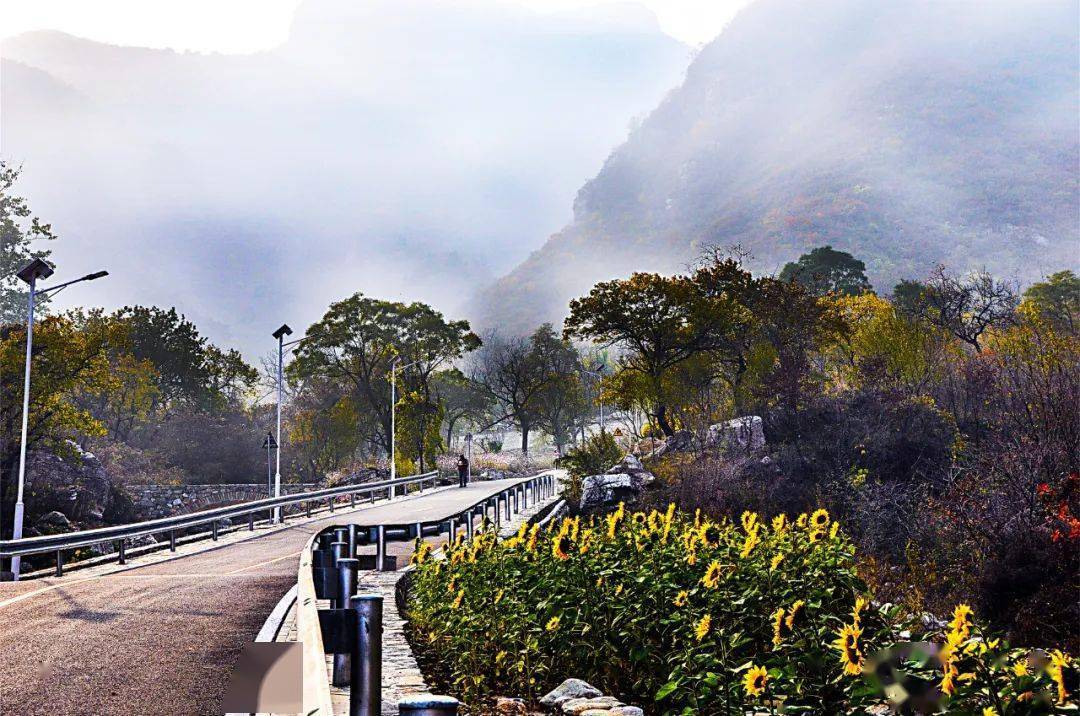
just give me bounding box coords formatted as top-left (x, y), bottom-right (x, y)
top-left (654, 405), bottom-right (675, 437)
top-left (520, 423), bottom-right (530, 455)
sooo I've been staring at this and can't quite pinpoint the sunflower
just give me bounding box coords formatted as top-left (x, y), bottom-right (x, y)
top-left (771, 514), bottom-right (788, 532)
top-left (795, 513), bottom-right (808, 528)
top-left (493, 588), bottom-right (504, 605)
top-left (829, 521), bottom-right (840, 540)
top-left (948, 603), bottom-right (973, 639)
top-left (741, 510), bottom-right (759, 532)
top-left (772, 607), bottom-right (786, 647)
top-left (743, 665), bottom-right (768, 697)
top-left (615, 583), bottom-right (624, 596)
top-left (452, 589), bottom-right (465, 610)
top-left (1050, 650), bottom-right (1070, 704)
top-left (786, 600), bottom-right (805, 629)
top-left (940, 664), bottom-right (958, 696)
top-left (694, 614), bottom-right (712, 641)
top-left (769, 554), bottom-right (785, 571)
top-left (740, 530), bottom-right (760, 558)
top-left (1012, 659), bottom-right (1029, 677)
top-left (552, 534), bottom-right (572, 561)
top-left (835, 624), bottom-right (864, 675)
top-left (702, 560), bottom-right (723, 589)
top-left (852, 596), bottom-right (868, 625)
top-left (545, 616), bottom-right (560, 632)
top-left (808, 529), bottom-right (824, 544)
top-left (673, 590), bottom-right (689, 607)
top-left (526, 524), bottom-right (540, 552)
top-left (699, 522), bottom-right (723, 548)
top-left (810, 508), bottom-right (830, 529)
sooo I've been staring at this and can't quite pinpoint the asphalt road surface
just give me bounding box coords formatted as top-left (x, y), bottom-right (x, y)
top-left (0, 477), bottom-right (531, 716)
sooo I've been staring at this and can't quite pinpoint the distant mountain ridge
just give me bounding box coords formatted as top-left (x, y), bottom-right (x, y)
top-left (1, 0), bottom-right (688, 355)
top-left (478, 0), bottom-right (1079, 334)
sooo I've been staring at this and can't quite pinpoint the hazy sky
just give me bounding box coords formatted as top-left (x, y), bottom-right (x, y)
top-left (1, 0), bottom-right (750, 50)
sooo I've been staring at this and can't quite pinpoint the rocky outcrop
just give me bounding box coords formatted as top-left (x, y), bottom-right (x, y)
top-left (538, 679), bottom-right (642, 715)
top-left (24, 442), bottom-right (126, 529)
top-left (580, 455), bottom-right (656, 511)
top-left (705, 415), bottom-right (765, 454)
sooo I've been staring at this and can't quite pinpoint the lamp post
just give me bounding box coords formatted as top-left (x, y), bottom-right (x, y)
top-left (584, 362), bottom-right (607, 434)
top-left (261, 431), bottom-right (278, 498)
top-left (7, 260), bottom-right (108, 580)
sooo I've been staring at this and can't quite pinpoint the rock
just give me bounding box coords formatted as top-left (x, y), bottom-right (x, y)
top-left (705, 415), bottom-right (765, 453)
top-left (34, 510), bottom-right (73, 534)
top-left (646, 429), bottom-right (694, 458)
top-left (26, 442), bottom-right (116, 524)
top-left (539, 679), bottom-right (602, 710)
top-left (577, 711), bottom-right (615, 716)
top-left (580, 473), bottom-right (635, 510)
top-left (611, 708), bottom-right (644, 716)
top-left (495, 697), bottom-right (527, 714)
top-left (561, 696), bottom-right (622, 714)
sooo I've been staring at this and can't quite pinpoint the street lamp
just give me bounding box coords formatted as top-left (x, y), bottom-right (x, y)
top-left (272, 324), bottom-right (314, 523)
top-left (583, 362), bottom-right (607, 434)
top-left (389, 355), bottom-right (424, 486)
top-left (261, 431), bottom-right (278, 498)
top-left (8, 260), bottom-right (108, 580)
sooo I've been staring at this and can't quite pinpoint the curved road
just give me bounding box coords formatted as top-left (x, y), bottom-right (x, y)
top-left (0, 478), bottom-right (531, 715)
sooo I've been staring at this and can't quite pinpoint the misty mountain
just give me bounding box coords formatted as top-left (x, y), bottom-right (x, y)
top-left (479, 0), bottom-right (1079, 334)
top-left (0, 0), bottom-right (688, 354)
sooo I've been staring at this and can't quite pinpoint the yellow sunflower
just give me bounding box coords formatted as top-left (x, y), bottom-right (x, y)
top-left (785, 600), bottom-right (805, 629)
top-left (493, 588), bottom-right (504, 605)
top-left (810, 508), bottom-right (830, 529)
top-left (694, 614), bottom-right (712, 641)
top-left (769, 554), bottom-right (785, 571)
top-left (673, 590), bottom-right (689, 607)
top-left (834, 624), bottom-right (864, 676)
top-left (772, 607), bottom-right (786, 647)
top-left (771, 514), bottom-right (788, 532)
top-left (702, 560), bottom-right (723, 589)
top-left (545, 616), bottom-right (560, 632)
top-left (452, 589), bottom-right (464, 610)
top-left (740, 530), bottom-right (760, 558)
top-left (741, 510), bottom-right (759, 532)
top-left (743, 665), bottom-right (768, 697)
top-left (552, 534), bottom-right (572, 561)
top-left (699, 522), bottom-right (723, 548)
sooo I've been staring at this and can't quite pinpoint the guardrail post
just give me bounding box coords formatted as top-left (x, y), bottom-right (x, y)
top-left (117, 540), bottom-right (126, 565)
top-left (169, 530), bottom-right (177, 552)
top-left (448, 517), bottom-right (457, 542)
top-left (398, 695), bottom-right (460, 715)
top-left (350, 493), bottom-right (356, 509)
top-left (348, 524), bottom-right (359, 556)
top-left (329, 497), bottom-right (335, 513)
top-left (55, 550), bottom-right (63, 577)
top-left (414, 522), bottom-right (423, 541)
top-left (333, 557), bottom-right (359, 687)
top-left (212, 521), bottom-right (219, 541)
top-left (465, 510), bottom-right (474, 541)
top-left (375, 525), bottom-right (386, 572)
top-left (335, 527), bottom-right (351, 556)
top-left (331, 541), bottom-right (349, 573)
top-left (504, 491), bottom-right (511, 521)
top-left (523, 483), bottom-right (529, 509)
top-left (349, 593), bottom-right (383, 716)
top-left (306, 501), bottom-right (312, 518)
top-left (248, 513), bottom-right (255, 531)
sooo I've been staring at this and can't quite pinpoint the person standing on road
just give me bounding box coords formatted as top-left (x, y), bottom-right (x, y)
top-left (457, 454), bottom-right (469, 487)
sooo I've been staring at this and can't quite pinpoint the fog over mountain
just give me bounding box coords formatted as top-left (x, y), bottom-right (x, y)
top-left (1, 0), bottom-right (689, 353)
top-left (480, 0), bottom-right (1079, 333)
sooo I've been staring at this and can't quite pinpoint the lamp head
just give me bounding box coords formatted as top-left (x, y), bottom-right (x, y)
top-left (272, 324), bottom-right (293, 340)
top-left (16, 259), bottom-right (54, 285)
top-left (82, 270), bottom-right (109, 281)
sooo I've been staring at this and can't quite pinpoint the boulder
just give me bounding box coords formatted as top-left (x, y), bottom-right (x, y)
top-left (494, 697), bottom-right (527, 715)
top-left (705, 416), bottom-right (765, 454)
top-left (34, 510), bottom-right (73, 535)
top-left (561, 696), bottom-right (622, 713)
top-left (26, 442), bottom-right (117, 524)
top-left (494, 697), bottom-right (528, 714)
top-left (539, 679), bottom-right (602, 710)
top-left (646, 430), bottom-right (694, 458)
top-left (580, 473), bottom-right (637, 511)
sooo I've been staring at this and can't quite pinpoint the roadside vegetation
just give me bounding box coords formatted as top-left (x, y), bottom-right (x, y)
top-left (409, 506), bottom-right (1075, 713)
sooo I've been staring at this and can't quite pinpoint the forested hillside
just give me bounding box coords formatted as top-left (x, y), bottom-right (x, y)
top-left (479, 0), bottom-right (1079, 332)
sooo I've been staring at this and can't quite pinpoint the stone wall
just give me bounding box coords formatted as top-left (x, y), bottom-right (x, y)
top-left (125, 473), bottom-right (378, 519)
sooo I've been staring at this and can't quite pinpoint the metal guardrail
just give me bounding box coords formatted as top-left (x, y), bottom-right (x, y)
top-left (299, 471), bottom-right (558, 716)
top-left (0, 471), bottom-right (441, 577)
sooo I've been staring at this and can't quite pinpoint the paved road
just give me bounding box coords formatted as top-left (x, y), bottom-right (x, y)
top-left (0, 477), bottom-right (532, 716)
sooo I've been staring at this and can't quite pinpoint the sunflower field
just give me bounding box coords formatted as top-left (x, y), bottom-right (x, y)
top-left (406, 505), bottom-right (1076, 714)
